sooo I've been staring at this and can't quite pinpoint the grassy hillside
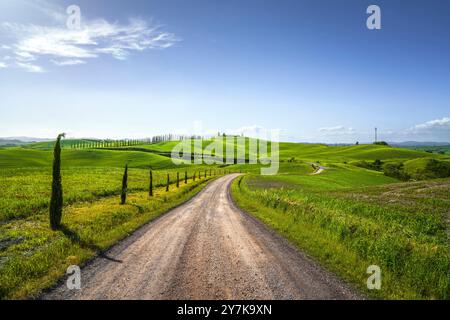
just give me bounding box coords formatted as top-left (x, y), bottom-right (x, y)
top-left (1, 137), bottom-right (449, 300)
top-left (406, 145), bottom-right (450, 155)
top-left (0, 166), bottom-right (218, 221)
top-left (0, 148), bottom-right (176, 169)
top-left (24, 139), bottom-right (100, 150)
top-left (0, 139), bottom-right (234, 299)
top-left (250, 164), bottom-right (397, 191)
top-left (403, 158), bottom-right (450, 179)
top-left (224, 140), bottom-right (450, 300)
top-left (279, 143), bottom-right (446, 163)
top-left (232, 174), bottom-right (450, 299)
top-left (13, 138), bottom-right (446, 166)
top-left (0, 175), bottom-right (216, 299)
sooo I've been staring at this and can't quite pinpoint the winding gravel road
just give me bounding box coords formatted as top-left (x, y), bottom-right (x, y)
top-left (43, 174), bottom-right (361, 300)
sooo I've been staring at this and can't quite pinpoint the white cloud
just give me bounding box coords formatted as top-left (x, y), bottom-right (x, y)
top-left (227, 125), bottom-right (283, 141)
top-left (51, 59), bottom-right (86, 66)
top-left (412, 117), bottom-right (450, 131)
top-left (16, 0), bottom-right (68, 24)
top-left (232, 125), bottom-right (265, 135)
top-left (0, 4), bottom-right (178, 72)
top-left (318, 126), bottom-right (356, 135)
top-left (0, 62), bottom-right (7, 68)
top-left (16, 62), bottom-right (45, 73)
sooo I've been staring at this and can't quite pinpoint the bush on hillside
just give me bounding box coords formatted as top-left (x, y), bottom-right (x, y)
top-left (354, 159), bottom-right (384, 171)
top-left (382, 162), bottom-right (410, 181)
top-left (404, 158), bottom-right (450, 180)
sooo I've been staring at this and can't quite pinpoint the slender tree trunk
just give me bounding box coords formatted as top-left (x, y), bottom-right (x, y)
top-left (49, 133), bottom-right (65, 230)
top-left (185, 171), bottom-right (188, 184)
top-left (149, 169), bottom-right (153, 197)
top-left (121, 164), bottom-right (128, 205)
top-left (166, 173), bottom-right (170, 192)
top-left (176, 172), bottom-right (180, 188)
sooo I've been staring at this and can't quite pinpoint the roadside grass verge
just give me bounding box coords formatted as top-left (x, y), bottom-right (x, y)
top-left (0, 176), bottom-right (214, 299)
top-left (0, 166), bottom-right (216, 221)
top-left (231, 175), bottom-right (450, 299)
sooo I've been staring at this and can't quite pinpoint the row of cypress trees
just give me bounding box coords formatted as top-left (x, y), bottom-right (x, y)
top-left (120, 167), bottom-right (228, 205)
top-left (49, 133), bottom-right (234, 230)
top-left (71, 139), bottom-right (143, 149)
top-left (70, 135), bottom-right (203, 149)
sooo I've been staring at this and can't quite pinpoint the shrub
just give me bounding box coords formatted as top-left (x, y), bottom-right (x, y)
top-left (404, 158), bottom-right (450, 180)
top-left (355, 160), bottom-right (384, 171)
top-left (374, 141), bottom-right (389, 146)
top-left (383, 162), bottom-right (410, 181)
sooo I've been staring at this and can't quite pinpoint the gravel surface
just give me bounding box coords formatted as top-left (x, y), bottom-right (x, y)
top-left (43, 174), bottom-right (362, 300)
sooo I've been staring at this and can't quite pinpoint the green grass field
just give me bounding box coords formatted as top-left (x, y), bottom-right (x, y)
top-left (0, 141), bottom-right (232, 299)
top-left (279, 142), bottom-right (449, 163)
top-left (405, 145), bottom-right (450, 155)
top-left (1, 138), bottom-right (449, 299)
top-left (229, 140), bottom-right (448, 300)
top-left (0, 176), bottom-right (215, 299)
top-left (231, 166), bottom-right (450, 299)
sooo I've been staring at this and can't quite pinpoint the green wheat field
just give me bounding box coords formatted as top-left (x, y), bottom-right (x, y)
top-left (0, 138), bottom-right (449, 299)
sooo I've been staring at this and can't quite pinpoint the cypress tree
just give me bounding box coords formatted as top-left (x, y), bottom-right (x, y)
top-left (185, 171), bottom-right (188, 184)
top-left (166, 173), bottom-right (170, 192)
top-left (149, 169), bottom-right (153, 197)
top-left (176, 172), bottom-right (180, 188)
top-left (49, 133), bottom-right (65, 230)
top-left (121, 164), bottom-right (128, 205)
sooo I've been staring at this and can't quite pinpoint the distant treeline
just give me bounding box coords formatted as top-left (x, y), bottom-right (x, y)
top-left (69, 134), bottom-right (204, 149)
top-left (71, 139), bottom-right (143, 149)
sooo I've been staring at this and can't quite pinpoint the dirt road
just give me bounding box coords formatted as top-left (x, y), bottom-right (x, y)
top-left (309, 163), bottom-right (328, 175)
top-left (43, 174), bottom-right (361, 300)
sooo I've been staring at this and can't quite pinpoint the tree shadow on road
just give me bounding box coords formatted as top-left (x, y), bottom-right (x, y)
top-left (60, 224), bottom-right (123, 263)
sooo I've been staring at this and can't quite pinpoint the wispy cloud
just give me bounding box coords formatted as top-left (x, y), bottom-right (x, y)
top-left (16, 62), bottom-right (45, 73)
top-left (0, 2), bottom-right (178, 72)
top-left (318, 126), bottom-right (356, 135)
top-left (51, 59), bottom-right (86, 66)
top-left (411, 117), bottom-right (450, 131)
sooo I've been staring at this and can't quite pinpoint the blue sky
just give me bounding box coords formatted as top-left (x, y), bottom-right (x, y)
top-left (0, 0), bottom-right (449, 143)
